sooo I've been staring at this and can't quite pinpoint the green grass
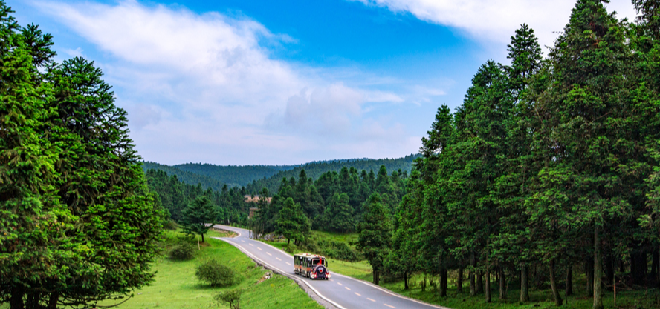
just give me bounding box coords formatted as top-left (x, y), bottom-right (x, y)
top-left (0, 229), bottom-right (322, 309)
top-left (99, 229), bottom-right (323, 309)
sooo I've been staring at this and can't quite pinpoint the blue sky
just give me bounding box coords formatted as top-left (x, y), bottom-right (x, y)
top-left (10, 0), bottom-right (637, 165)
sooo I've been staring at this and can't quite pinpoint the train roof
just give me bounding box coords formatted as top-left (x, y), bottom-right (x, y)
top-left (293, 253), bottom-right (326, 259)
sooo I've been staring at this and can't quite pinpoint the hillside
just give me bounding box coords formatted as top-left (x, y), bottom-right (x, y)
top-left (173, 163), bottom-right (295, 188)
top-left (142, 154), bottom-right (420, 193)
top-left (141, 162), bottom-right (226, 192)
top-left (245, 154), bottom-right (420, 194)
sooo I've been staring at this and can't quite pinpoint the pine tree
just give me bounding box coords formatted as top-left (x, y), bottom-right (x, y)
top-left (182, 196), bottom-right (216, 242)
top-left (276, 197), bottom-right (310, 244)
top-left (357, 193), bottom-right (392, 285)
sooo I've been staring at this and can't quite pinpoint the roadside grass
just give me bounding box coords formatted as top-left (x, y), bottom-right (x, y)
top-left (259, 230), bottom-right (660, 309)
top-left (91, 229), bottom-right (322, 309)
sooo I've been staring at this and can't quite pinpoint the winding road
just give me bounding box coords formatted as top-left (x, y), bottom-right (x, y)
top-left (212, 225), bottom-right (446, 309)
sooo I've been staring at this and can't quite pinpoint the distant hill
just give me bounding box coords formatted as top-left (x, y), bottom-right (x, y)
top-left (172, 163), bottom-right (296, 188)
top-left (141, 162), bottom-right (225, 192)
top-left (245, 154), bottom-right (421, 194)
top-left (142, 153), bottom-right (420, 193)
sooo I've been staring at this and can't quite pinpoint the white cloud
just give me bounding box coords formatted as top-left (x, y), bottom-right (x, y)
top-left (62, 47), bottom-right (83, 58)
top-left (354, 0), bottom-right (638, 48)
top-left (34, 0), bottom-right (418, 164)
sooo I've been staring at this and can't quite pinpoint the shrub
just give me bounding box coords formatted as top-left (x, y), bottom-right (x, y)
top-left (168, 242), bottom-right (195, 261)
top-left (196, 260), bottom-right (235, 287)
top-left (216, 289), bottom-right (243, 309)
top-left (328, 241), bottom-right (361, 261)
top-left (163, 220), bottom-right (178, 230)
top-left (284, 242), bottom-right (297, 254)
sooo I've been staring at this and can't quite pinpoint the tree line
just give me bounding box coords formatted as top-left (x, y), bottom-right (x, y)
top-left (250, 165), bottom-right (409, 242)
top-left (356, 1), bottom-right (660, 309)
top-left (0, 2), bottom-right (162, 308)
top-left (144, 169), bottom-right (251, 226)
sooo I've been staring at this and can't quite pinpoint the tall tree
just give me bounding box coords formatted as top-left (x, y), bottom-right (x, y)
top-left (276, 197), bottom-right (310, 245)
top-left (182, 196), bottom-right (216, 243)
top-left (357, 193), bottom-right (392, 285)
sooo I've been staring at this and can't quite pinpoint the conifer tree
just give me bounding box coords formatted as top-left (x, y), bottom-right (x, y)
top-left (357, 193), bottom-right (392, 285)
top-left (276, 197), bottom-right (310, 244)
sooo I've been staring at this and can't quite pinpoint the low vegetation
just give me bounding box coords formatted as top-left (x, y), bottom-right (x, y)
top-left (196, 259), bottom-right (237, 287)
top-left (89, 230), bottom-right (322, 309)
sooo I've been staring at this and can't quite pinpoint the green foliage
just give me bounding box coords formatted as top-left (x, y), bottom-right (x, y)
top-left (321, 193), bottom-right (355, 233)
top-left (216, 288), bottom-right (244, 309)
top-left (195, 259), bottom-right (236, 287)
top-left (357, 193), bottom-right (392, 285)
top-left (276, 197), bottom-right (311, 244)
top-left (0, 2), bottom-right (162, 306)
top-left (168, 242), bottom-right (195, 261)
top-left (181, 196), bottom-right (217, 242)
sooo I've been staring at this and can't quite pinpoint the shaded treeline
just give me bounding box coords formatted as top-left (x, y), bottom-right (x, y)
top-left (384, 1), bottom-right (660, 308)
top-left (251, 165), bottom-right (408, 240)
top-left (144, 169), bottom-right (250, 226)
top-left (246, 155), bottom-right (418, 195)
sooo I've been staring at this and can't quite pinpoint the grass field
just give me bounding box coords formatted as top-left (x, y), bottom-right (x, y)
top-left (0, 229), bottom-right (323, 309)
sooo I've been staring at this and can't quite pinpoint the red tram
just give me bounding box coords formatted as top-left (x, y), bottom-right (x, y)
top-left (294, 253), bottom-right (330, 280)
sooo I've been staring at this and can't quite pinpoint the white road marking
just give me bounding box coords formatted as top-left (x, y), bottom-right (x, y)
top-left (286, 262), bottom-right (291, 265)
top-left (355, 293), bottom-right (361, 297)
top-left (241, 240), bottom-right (245, 242)
top-left (276, 257), bottom-right (282, 261)
top-left (257, 247), bottom-right (262, 250)
top-left (249, 244), bottom-right (253, 246)
top-left (267, 252), bottom-right (272, 256)
top-left (367, 298), bottom-right (376, 302)
top-left (345, 287), bottom-right (351, 291)
top-left (385, 304), bottom-right (395, 308)
top-left (337, 282), bottom-right (342, 286)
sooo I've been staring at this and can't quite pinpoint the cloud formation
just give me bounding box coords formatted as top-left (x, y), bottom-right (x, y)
top-left (354, 0), bottom-right (638, 48)
top-left (35, 0), bottom-right (418, 164)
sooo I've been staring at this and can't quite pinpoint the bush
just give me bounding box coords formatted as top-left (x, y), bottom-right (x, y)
top-left (216, 288), bottom-right (243, 309)
top-left (328, 241), bottom-right (361, 261)
top-left (196, 260), bottom-right (235, 287)
top-left (168, 242), bottom-right (195, 260)
top-left (163, 220), bottom-right (178, 230)
top-left (284, 242), bottom-right (297, 254)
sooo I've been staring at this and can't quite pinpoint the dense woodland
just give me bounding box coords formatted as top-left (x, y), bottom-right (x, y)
top-left (378, 1), bottom-right (660, 308)
top-left (142, 155), bottom-right (418, 194)
top-left (0, 2), bottom-right (162, 307)
top-left (143, 162), bottom-right (227, 192)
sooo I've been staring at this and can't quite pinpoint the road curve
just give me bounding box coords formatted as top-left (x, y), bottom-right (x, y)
top-left (213, 225), bottom-right (447, 309)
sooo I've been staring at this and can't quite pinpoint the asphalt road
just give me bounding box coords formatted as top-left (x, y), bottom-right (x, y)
top-left (213, 225), bottom-right (444, 309)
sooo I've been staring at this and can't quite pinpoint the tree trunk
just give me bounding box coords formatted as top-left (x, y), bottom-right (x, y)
top-left (469, 268), bottom-right (476, 296)
top-left (548, 259), bottom-right (563, 306)
top-left (485, 266), bottom-right (491, 302)
top-left (499, 267), bottom-right (506, 299)
top-left (374, 269), bottom-right (380, 285)
top-left (520, 265), bottom-right (529, 302)
top-left (440, 267), bottom-right (448, 297)
top-left (593, 225), bottom-right (603, 309)
top-left (10, 286), bottom-right (24, 309)
top-left (48, 292), bottom-right (59, 309)
top-left (565, 265), bottom-right (573, 296)
top-left (476, 271), bottom-right (483, 293)
top-left (201, 232), bottom-right (205, 243)
top-left (404, 271), bottom-right (409, 290)
top-left (586, 258), bottom-right (594, 297)
top-left (457, 267), bottom-right (464, 293)
top-left (652, 248), bottom-right (659, 282)
top-left (631, 247), bottom-right (647, 285)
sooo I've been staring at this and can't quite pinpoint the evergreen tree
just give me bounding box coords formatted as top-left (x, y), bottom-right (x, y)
top-left (276, 197), bottom-right (310, 244)
top-left (322, 193), bottom-right (355, 233)
top-left (182, 196), bottom-right (216, 243)
top-left (357, 193), bottom-right (392, 285)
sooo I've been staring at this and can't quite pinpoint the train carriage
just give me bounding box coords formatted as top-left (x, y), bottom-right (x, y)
top-left (293, 253), bottom-right (330, 280)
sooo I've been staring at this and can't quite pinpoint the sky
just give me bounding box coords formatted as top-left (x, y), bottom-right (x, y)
top-left (10, 0), bottom-right (638, 165)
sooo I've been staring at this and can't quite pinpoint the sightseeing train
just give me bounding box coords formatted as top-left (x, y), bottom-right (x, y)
top-left (294, 253), bottom-right (330, 280)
